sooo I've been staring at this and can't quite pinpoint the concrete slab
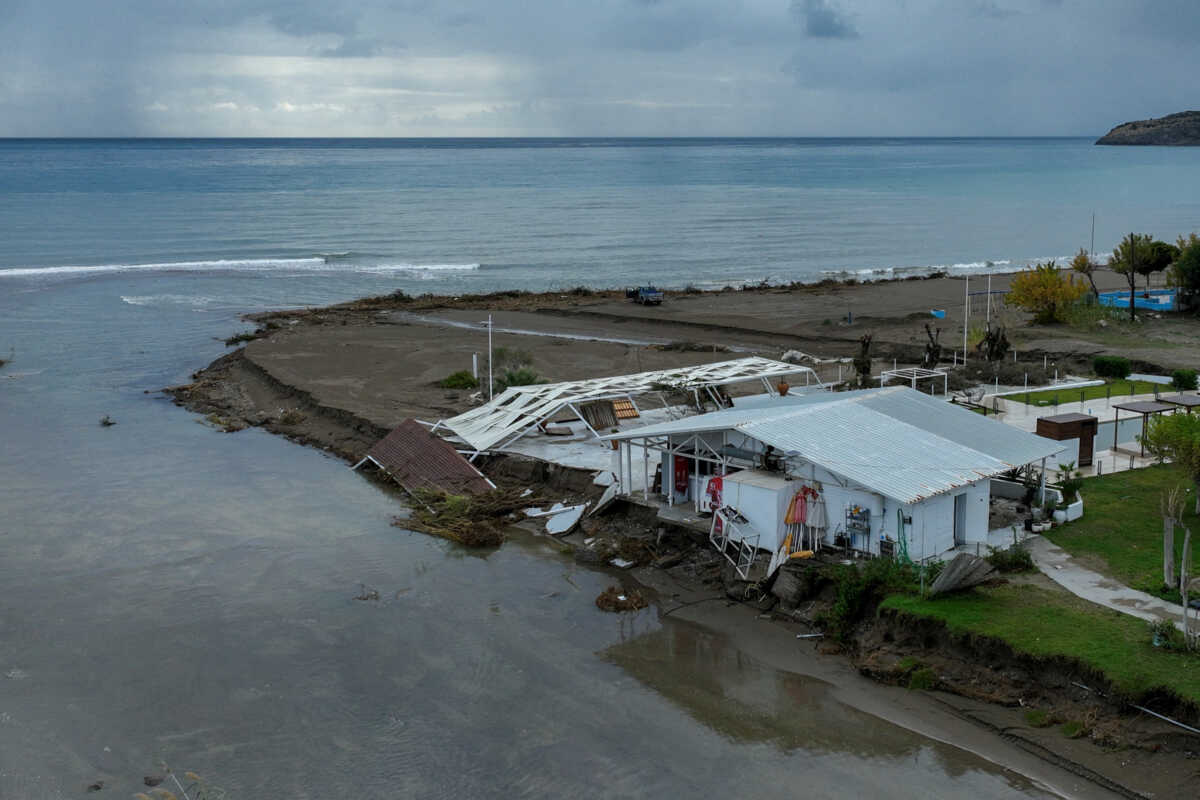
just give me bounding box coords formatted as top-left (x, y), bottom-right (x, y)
top-left (1027, 535), bottom-right (1189, 629)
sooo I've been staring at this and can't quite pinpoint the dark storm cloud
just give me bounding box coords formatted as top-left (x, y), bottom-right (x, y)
top-left (2, 0), bottom-right (1200, 136)
top-left (792, 0), bottom-right (859, 38)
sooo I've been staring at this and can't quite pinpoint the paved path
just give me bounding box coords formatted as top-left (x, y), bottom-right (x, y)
top-left (1027, 535), bottom-right (1188, 627)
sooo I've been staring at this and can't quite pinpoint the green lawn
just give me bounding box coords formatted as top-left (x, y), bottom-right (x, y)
top-left (1045, 464), bottom-right (1200, 600)
top-left (1009, 379), bottom-right (1166, 407)
top-left (882, 584), bottom-right (1200, 704)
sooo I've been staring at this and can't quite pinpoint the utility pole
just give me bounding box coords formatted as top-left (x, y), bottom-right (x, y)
top-left (986, 273), bottom-right (992, 325)
top-left (482, 314), bottom-right (494, 400)
top-left (962, 275), bottom-right (969, 363)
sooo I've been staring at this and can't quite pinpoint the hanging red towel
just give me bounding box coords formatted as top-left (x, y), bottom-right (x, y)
top-left (706, 475), bottom-right (723, 509)
top-left (674, 455), bottom-right (690, 492)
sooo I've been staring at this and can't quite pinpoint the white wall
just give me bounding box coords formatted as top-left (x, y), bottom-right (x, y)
top-left (893, 479), bottom-right (989, 562)
top-left (652, 429), bottom-right (995, 562)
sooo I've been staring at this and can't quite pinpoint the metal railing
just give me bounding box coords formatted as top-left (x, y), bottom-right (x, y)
top-left (710, 508), bottom-right (760, 580)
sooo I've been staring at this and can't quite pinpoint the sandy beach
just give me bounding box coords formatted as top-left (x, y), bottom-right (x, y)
top-left (169, 267), bottom-right (1179, 459)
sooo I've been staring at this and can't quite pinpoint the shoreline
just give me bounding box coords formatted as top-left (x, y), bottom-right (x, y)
top-left (165, 269), bottom-right (1200, 799)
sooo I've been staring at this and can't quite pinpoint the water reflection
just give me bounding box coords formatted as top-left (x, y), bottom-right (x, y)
top-left (606, 618), bottom-right (1055, 797)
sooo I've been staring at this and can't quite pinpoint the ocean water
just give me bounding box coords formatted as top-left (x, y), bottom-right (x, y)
top-left (3, 138), bottom-right (1200, 302)
top-left (2, 138), bottom-right (1189, 797)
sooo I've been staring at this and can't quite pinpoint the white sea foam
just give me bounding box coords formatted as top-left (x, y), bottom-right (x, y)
top-left (120, 294), bottom-right (220, 308)
top-left (820, 258), bottom-right (1029, 282)
top-left (359, 263), bottom-right (481, 273)
top-left (0, 258), bottom-right (480, 279)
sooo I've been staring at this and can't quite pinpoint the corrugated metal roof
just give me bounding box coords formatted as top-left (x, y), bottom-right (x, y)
top-left (366, 419), bottom-right (493, 495)
top-left (605, 386), bottom-right (1064, 504)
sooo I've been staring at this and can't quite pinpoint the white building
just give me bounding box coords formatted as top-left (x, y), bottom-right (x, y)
top-left (603, 387), bottom-right (1065, 573)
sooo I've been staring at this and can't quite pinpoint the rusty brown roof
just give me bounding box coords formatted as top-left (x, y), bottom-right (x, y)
top-left (365, 419), bottom-right (493, 495)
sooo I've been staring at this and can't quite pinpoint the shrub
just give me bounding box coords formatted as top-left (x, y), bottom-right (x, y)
top-left (1172, 369), bottom-right (1198, 391)
top-left (986, 544), bottom-right (1034, 573)
top-left (907, 667), bottom-right (936, 690)
top-left (1149, 618), bottom-right (1188, 651)
top-left (224, 331), bottom-right (258, 346)
top-left (818, 558), bottom-right (920, 641)
top-left (499, 367), bottom-right (542, 389)
top-left (1093, 355), bottom-right (1131, 379)
top-left (1169, 233), bottom-right (1200, 311)
top-left (439, 370), bottom-right (479, 390)
top-left (1006, 261), bottom-right (1087, 323)
top-left (493, 347), bottom-right (532, 368)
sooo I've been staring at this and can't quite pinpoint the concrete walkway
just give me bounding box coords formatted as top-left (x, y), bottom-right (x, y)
top-left (1027, 535), bottom-right (1188, 627)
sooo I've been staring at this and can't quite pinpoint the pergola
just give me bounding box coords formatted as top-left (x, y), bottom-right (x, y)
top-left (1162, 394), bottom-right (1200, 415)
top-left (879, 366), bottom-right (948, 396)
top-left (1112, 399), bottom-right (1177, 456)
top-left (433, 357), bottom-right (826, 456)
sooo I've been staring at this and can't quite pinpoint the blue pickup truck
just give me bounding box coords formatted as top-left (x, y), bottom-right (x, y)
top-left (626, 286), bottom-right (664, 305)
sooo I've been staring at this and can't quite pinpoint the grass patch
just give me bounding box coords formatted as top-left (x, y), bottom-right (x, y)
top-left (1024, 709), bottom-right (1053, 728)
top-left (1008, 379), bottom-right (1164, 407)
top-left (1060, 720), bottom-right (1087, 739)
top-left (881, 583), bottom-right (1200, 704)
top-left (1045, 463), bottom-right (1200, 601)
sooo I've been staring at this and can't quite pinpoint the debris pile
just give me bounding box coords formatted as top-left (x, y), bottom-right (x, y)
top-left (395, 487), bottom-right (547, 548)
top-left (595, 585), bottom-right (649, 612)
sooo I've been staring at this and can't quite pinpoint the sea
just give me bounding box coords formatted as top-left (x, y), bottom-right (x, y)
top-left (3, 137), bottom-right (1198, 798)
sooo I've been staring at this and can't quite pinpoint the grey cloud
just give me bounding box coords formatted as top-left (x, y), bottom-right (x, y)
top-left (269, 8), bottom-right (357, 38)
top-left (971, 1), bottom-right (1018, 19)
top-left (4, 0), bottom-right (1200, 137)
top-left (318, 37), bottom-right (396, 58)
top-left (792, 0), bottom-right (858, 39)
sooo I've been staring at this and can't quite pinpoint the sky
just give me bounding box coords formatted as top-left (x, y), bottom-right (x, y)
top-left (1, 0), bottom-right (1197, 137)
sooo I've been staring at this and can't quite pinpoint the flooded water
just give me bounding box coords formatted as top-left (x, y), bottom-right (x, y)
top-left (0, 277), bottom-right (1089, 799)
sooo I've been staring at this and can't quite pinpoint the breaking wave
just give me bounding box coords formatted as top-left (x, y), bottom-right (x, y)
top-left (0, 258), bottom-right (481, 279)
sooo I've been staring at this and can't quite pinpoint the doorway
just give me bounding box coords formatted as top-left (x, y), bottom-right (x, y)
top-left (953, 493), bottom-right (967, 546)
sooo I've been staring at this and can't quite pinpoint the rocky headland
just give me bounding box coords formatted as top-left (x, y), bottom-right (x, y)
top-left (1096, 111), bottom-right (1200, 146)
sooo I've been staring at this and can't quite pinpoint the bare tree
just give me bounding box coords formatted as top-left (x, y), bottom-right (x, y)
top-left (1161, 485), bottom-right (1183, 590)
top-left (1181, 526), bottom-right (1193, 648)
top-left (922, 324), bottom-right (941, 369)
top-left (853, 334), bottom-right (873, 388)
